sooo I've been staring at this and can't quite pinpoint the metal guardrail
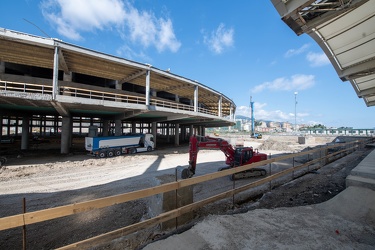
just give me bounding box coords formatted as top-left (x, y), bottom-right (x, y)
top-left (0, 80), bottom-right (223, 118)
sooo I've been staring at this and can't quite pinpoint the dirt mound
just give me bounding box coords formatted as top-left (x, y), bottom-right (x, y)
top-left (258, 139), bottom-right (292, 151)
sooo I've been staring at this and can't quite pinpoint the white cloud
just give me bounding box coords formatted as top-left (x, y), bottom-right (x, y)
top-left (41, 0), bottom-right (181, 52)
top-left (156, 18), bottom-right (181, 52)
top-left (116, 44), bottom-right (151, 62)
top-left (203, 23), bottom-right (234, 54)
top-left (284, 44), bottom-right (310, 58)
top-left (236, 104), bottom-right (309, 123)
top-left (41, 0), bottom-right (126, 40)
top-left (252, 74), bottom-right (315, 93)
top-left (306, 52), bottom-right (330, 67)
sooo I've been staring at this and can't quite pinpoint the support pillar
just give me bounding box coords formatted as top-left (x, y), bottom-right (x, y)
top-left (131, 121), bottom-right (136, 133)
top-left (152, 122), bottom-right (157, 148)
top-left (61, 116), bottom-right (72, 154)
top-left (175, 123), bottom-right (180, 146)
top-left (102, 120), bottom-right (110, 136)
top-left (194, 86), bottom-right (198, 112)
top-left (115, 120), bottom-right (122, 136)
top-left (218, 95), bottom-right (222, 117)
top-left (7, 117), bottom-right (10, 137)
top-left (0, 115), bottom-right (2, 140)
top-left (52, 46), bottom-right (59, 100)
top-left (181, 126), bottom-right (186, 142)
top-left (15, 117), bottom-right (19, 137)
top-left (189, 125), bottom-right (194, 137)
top-left (0, 61), bottom-right (5, 74)
top-left (39, 116), bottom-right (43, 136)
top-left (63, 72), bottom-right (72, 81)
top-left (21, 117), bottom-right (30, 150)
top-left (146, 69), bottom-right (151, 105)
top-left (166, 123), bottom-right (170, 143)
top-left (202, 126), bottom-right (205, 136)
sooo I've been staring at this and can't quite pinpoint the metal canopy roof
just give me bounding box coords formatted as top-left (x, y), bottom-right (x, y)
top-left (272, 0), bottom-right (375, 106)
top-left (0, 28), bottom-right (235, 115)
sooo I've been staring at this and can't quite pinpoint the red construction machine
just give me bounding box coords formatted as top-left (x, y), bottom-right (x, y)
top-left (181, 135), bottom-right (268, 180)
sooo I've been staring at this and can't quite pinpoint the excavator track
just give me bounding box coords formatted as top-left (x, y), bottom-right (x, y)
top-left (230, 168), bottom-right (267, 181)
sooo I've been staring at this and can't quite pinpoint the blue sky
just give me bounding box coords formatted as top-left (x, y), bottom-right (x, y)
top-left (2, 0), bottom-right (374, 128)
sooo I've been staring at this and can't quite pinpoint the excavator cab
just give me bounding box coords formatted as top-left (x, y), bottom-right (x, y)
top-left (234, 147), bottom-right (254, 167)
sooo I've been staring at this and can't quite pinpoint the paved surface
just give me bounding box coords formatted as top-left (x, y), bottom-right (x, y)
top-left (143, 148), bottom-right (375, 250)
top-left (346, 145), bottom-right (375, 191)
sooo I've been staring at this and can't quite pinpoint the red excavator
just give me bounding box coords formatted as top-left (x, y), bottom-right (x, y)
top-left (181, 135), bottom-right (268, 180)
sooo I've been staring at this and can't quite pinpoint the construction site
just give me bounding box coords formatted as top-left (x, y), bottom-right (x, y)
top-left (0, 134), bottom-right (374, 249)
top-left (1, 0), bottom-right (375, 249)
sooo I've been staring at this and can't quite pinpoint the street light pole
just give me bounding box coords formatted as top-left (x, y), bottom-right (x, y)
top-left (294, 92), bottom-right (298, 131)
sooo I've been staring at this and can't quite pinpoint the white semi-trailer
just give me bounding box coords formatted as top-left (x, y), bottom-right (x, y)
top-left (85, 133), bottom-right (154, 158)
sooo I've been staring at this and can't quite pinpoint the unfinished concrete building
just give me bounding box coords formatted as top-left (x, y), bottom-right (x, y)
top-left (0, 28), bottom-right (236, 153)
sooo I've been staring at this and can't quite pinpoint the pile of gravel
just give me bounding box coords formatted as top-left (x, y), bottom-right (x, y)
top-left (258, 139), bottom-right (292, 151)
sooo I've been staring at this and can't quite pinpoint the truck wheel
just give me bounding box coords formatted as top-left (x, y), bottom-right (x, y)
top-left (147, 146), bottom-right (152, 152)
top-left (99, 151), bottom-right (106, 158)
top-left (129, 148), bottom-right (137, 154)
top-left (115, 149), bottom-right (121, 156)
top-left (107, 151), bottom-right (114, 157)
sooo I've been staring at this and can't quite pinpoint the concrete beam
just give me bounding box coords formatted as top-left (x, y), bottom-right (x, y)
top-left (119, 70), bottom-right (146, 84)
top-left (50, 101), bottom-right (70, 116)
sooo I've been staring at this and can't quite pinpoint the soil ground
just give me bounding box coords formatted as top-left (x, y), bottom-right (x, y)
top-left (0, 134), bottom-right (373, 249)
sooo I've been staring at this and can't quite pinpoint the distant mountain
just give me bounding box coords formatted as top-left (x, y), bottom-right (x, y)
top-left (235, 115), bottom-right (250, 120)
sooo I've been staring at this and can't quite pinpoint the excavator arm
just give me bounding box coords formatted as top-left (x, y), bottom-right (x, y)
top-left (181, 135), bottom-right (236, 179)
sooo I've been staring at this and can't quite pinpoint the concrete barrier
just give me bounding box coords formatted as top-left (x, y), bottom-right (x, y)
top-left (149, 173), bottom-right (193, 230)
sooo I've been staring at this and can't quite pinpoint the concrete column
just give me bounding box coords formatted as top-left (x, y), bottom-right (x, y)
top-left (114, 80), bottom-right (122, 102)
top-left (230, 104), bottom-right (233, 120)
top-left (78, 117), bottom-right (82, 135)
top-left (0, 61), bottom-right (5, 74)
top-left (181, 126), bottom-right (186, 142)
top-left (115, 120), bottom-right (122, 136)
top-left (175, 94), bottom-right (179, 102)
top-left (63, 72), bottom-right (72, 81)
top-left (52, 46), bottom-right (59, 100)
top-left (102, 120), bottom-right (110, 136)
top-left (21, 117), bottom-right (30, 150)
top-left (175, 123), bottom-right (180, 146)
top-left (131, 121), bottom-right (136, 133)
top-left (6, 117), bottom-right (10, 136)
top-left (202, 127), bottom-right (205, 136)
top-left (39, 116), bottom-right (43, 136)
top-left (0, 115), bottom-right (2, 139)
top-left (152, 122), bottom-right (157, 148)
top-left (218, 95), bottom-right (222, 117)
top-left (146, 69), bottom-right (150, 105)
top-left (115, 80), bottom-right (121, 90)
top-left (166, 123), bottom-right (170, 143)
top-left (15, 117), bottom-right (19, 136)
top-left (194, 86), bottom-right (198, 112)
top-left (189, 125), bottom-right (194, 137)
top-left (61, 116), bottom-right (72, 154)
